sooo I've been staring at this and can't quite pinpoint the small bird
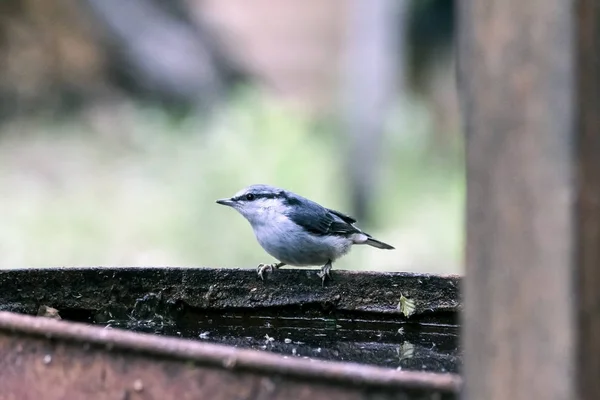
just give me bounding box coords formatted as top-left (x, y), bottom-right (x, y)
top-left (216, 184), bottom-right (394, 285)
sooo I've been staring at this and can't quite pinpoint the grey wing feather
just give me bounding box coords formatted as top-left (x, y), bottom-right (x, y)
top-left (285, 200), bottom-right (361, 237)
top-left (327, 208), bottom-right (357, 224)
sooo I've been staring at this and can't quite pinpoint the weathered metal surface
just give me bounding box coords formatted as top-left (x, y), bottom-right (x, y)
top-left (0, 267), bottom-right (461, 373)
top-left (0, 312), bottom-right (460, 400)
top-left (0, 267), bottom-right (461, 398)
top-left (0, 267), bottom-right (460, 317)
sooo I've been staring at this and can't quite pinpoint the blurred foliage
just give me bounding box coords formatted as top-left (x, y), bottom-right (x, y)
top-left (0, 87), bottom-right (463, 273)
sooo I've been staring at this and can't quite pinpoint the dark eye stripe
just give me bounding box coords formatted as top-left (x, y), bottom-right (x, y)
top-left (234, 192), bottom-right (284, 202)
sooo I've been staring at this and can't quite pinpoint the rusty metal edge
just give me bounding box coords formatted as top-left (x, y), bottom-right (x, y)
top-left (0, 311), bottom-right (461, 392)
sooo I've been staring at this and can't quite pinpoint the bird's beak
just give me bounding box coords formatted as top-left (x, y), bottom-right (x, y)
top-left (216, 198), bottom-right (235, 207)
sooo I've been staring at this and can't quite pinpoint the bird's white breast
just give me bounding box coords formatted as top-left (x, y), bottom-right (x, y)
top-left (251, 213), bottom-right (353, 266)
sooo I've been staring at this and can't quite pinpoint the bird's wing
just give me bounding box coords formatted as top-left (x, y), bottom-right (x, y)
top-left (285, 199), bottom-right (361, 237)
top-left (326, 208), bottom-right (357, 224)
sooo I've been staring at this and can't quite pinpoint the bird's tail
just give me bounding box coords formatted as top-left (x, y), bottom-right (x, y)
top-left (365, 237), bottom-right (395, 250)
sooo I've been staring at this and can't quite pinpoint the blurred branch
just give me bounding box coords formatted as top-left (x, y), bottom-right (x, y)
top-left (0, 0), bottom-right (247, 123)
top-left (82, 0), bottom-right (246, 112)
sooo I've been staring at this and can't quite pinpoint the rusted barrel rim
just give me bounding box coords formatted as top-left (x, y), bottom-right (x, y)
top-left (0, 311), bottom-right (461, 392)
top-left (0, 267), bottom-right (462, 318)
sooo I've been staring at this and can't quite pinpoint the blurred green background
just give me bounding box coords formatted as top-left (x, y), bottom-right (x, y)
top-left (0, 0), bottom-right (463, 273)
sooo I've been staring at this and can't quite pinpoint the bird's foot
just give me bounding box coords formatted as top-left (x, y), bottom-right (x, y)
top-left (317, 262), bottom-right (332, 287)
top-left (257, 262), bottom-right (283, 280)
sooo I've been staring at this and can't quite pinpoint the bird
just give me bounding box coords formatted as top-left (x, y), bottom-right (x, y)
top-left (216, 184), bottom-right (394, 285)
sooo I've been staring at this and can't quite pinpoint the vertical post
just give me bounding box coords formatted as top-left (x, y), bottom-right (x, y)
top-left (341, 0), bottom-right (402, 221)
top-left (459, 0), bottom-right (600, 399)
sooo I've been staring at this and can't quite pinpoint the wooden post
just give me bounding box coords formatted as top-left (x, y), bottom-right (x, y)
top-left (458, 0), bottom-right (600, 399)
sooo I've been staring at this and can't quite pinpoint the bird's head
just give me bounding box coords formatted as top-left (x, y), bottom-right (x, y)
top-left (216, 184), bottom-right (290, 225)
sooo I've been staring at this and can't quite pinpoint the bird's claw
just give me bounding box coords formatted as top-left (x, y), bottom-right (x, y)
top-left (257, 263), bottom-right (278, 280)
top-left (317, 263), bottom-right (332, 287)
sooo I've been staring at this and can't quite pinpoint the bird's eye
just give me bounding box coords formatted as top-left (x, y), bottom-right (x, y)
top-left (245, 193), bottom-right (255, 201)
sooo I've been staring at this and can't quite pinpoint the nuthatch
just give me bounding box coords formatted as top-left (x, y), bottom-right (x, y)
top-left (217, 184), bottom-right (394, 285)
